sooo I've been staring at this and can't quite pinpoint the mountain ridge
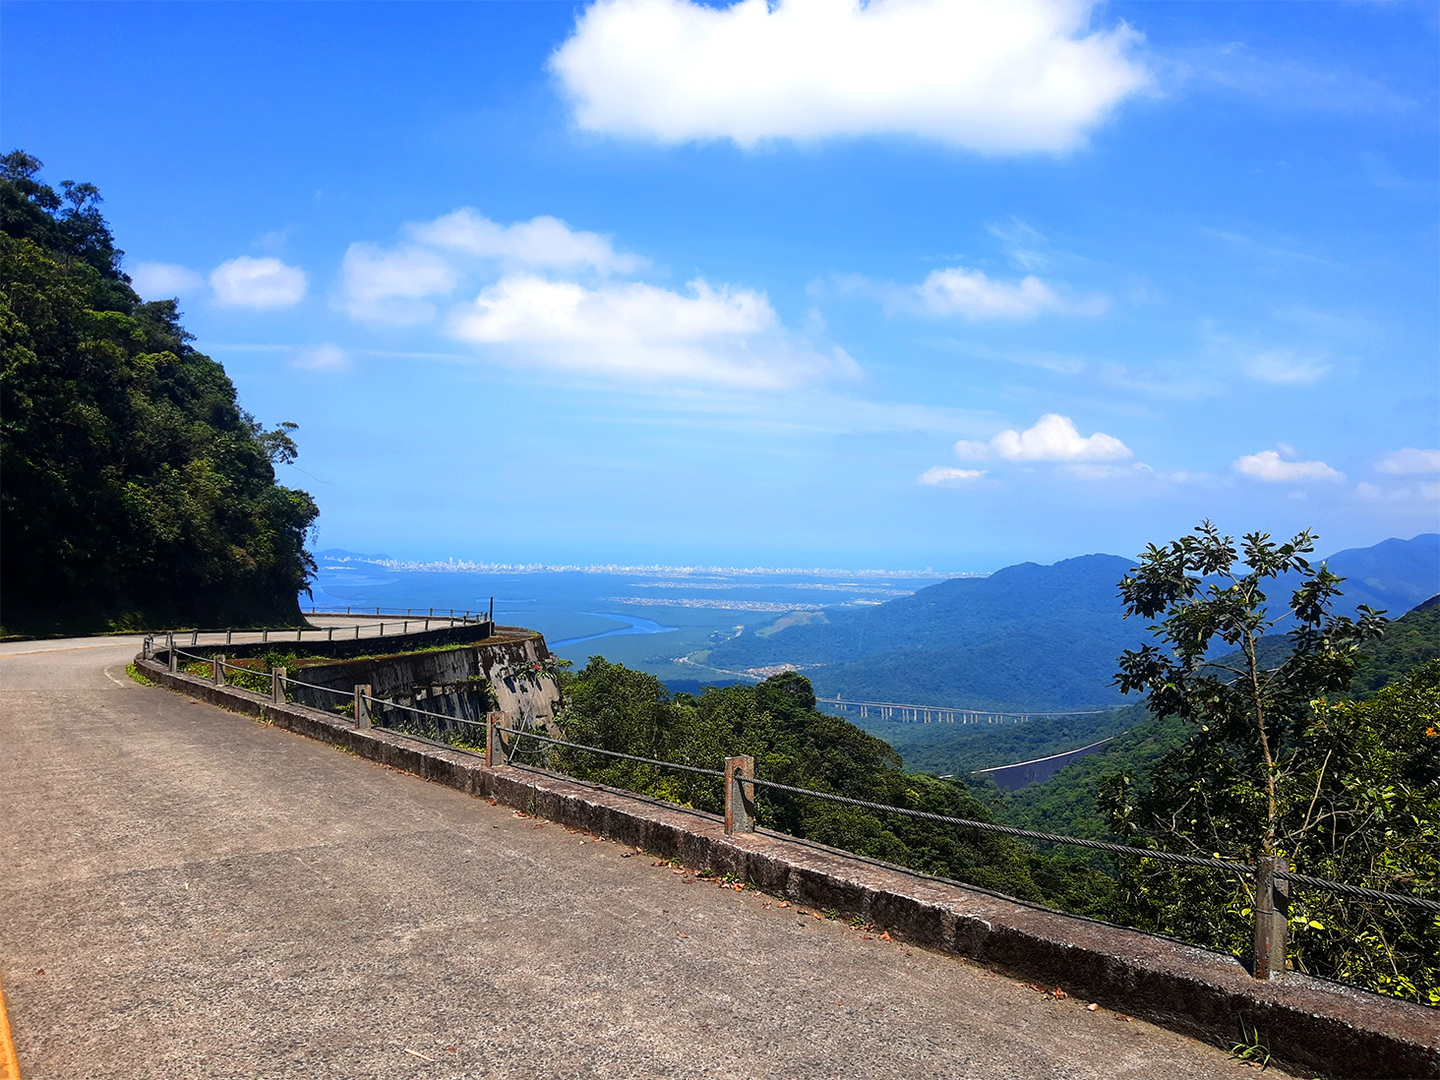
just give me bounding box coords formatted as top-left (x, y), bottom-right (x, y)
top-left (703, 534), bottom-right (1439, 712)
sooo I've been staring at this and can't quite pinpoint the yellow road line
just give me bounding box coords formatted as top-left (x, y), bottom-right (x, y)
top-left (0, 970), bottom-right (20, 1080)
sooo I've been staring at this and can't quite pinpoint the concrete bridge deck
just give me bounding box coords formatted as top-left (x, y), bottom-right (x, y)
top-left (0, 631), bottom-right (1274, 1079)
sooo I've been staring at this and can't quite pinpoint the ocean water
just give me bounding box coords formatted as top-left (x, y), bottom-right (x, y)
top-left (306, 550), bottom-right (953, 686)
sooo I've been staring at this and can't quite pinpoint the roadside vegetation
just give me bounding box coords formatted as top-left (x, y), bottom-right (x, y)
top-left (530, 524), bottom-right (1439, 1006)
top-left (0, 151), bottom-right (318, 635)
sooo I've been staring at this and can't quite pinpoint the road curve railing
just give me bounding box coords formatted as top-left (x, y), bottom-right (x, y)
top-left (155, 644), bottom-right (1440, 993)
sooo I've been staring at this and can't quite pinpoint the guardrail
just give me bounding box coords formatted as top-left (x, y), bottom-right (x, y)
top-left (157, 647), bottom-right (1440, 989)
top-left (141, 611), bottom-right (490, 655)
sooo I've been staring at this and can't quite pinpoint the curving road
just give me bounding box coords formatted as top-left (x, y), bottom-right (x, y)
top-left (0, 631), bottom-right (1274, 1079)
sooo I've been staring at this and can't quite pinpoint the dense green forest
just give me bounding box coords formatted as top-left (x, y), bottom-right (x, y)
top-left (0, 152), bottom-right (318, 634)
top-left (517, 662), bottom-right (1117, 916)
top-left (1001, 599), bottom-right (1440, 842)
top-left (856, 706), bottom-right (1140, 777)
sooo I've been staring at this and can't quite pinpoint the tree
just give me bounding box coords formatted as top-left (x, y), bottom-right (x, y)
top-left (1, 152), bottom-right (318, 632)
top-left (1110, 521), bottom-right (1385, 860)
top-left (1104, 522), bottom-right (1439, 1003)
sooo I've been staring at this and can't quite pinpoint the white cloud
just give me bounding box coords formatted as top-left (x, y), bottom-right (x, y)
top-left (291, 344), bottom-right (351, 372)
top-left (1377, 448), bottom-right (1440, 475)
top-left (1233, 448), bottom-right (1343, 482)
top-left (408, 208), bottom-right (643, 274)
top-left (338, 243), bottom-right (460, 325)
top-left (916, 267), bottom-right (1106, 318)
top-left (918, 466), bottom-right (987, 487)
top-left (954, 413), bottom-right (1132, 462)
top-left (130, 262), bottom-right (204, 299)
top-left (210, 257), bottom-right (308, 309)
top-left (1242, 348), bottom-right (1330, 386)
top-left (448, 273), bottom-right (859, 389)
top-left (842, 265), bottom-right (1107, 320)
top-left (551, 0), bottom-right (1150, 152)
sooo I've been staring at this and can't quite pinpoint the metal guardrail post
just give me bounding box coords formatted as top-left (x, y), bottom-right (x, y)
top-left (328, 626), bottom-right (335, 641)
top-left (271, 667), bottom-right (286, 704)
top-left (262, 628), bottom-right (269, 643)
top-left (1253, 856), bottom-right (1290, 980)
top-left (355, 685), bottom-right (372, 730)
top-left (213, 655), bottom-right (225, 687)
top-left (190, 630), bottom-right (198, 646)
top-left (725, 755), bottom-right (756, 836)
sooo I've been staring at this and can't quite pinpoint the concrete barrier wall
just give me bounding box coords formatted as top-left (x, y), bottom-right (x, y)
top-left (137, 657), bottom-right (1440, 1080)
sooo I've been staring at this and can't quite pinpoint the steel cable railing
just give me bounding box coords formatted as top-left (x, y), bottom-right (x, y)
top-left (152, 654), bottom-right (1440, 920)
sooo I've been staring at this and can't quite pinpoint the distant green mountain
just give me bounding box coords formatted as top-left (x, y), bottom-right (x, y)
top-left (708, 553), bottom-right (1138, 711)
top-left (703, 534), bottom-right (1439, 714)
top-left (1323, 534), bottom-right (1439, 615)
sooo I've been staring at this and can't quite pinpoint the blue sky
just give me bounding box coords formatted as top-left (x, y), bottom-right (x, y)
top-left (5, 0), bottom-right (1437, 571)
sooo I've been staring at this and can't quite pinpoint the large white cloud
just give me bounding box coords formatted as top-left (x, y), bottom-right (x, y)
top-left (408, 209), bottom-right (643, 274)
top-left (448, 273), bottom-right (857, 389)
top-left (338, 210), bottom-right (647, 325)
top-left (130, 261), bottom-right (204, 299)
top-left (1376, 448), bottom-right (1440, 475)
top-left (551, 0), bottom-right (1150, 151)
top-left (1233, 448), bottom-right (1343, 482)
top-left (338, 243), bottom-right (460, 325)
top-left (954, 413), bottom-right (1131, 462)
top-left (210, 256), bottom-right (308, 309)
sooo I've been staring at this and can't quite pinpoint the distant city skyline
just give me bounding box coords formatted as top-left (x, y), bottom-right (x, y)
top-left (5, 1), bottom-right (1437, 570)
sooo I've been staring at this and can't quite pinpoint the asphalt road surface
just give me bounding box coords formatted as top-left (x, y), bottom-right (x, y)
top-left (0, 632), bottom-right (1280, 1079)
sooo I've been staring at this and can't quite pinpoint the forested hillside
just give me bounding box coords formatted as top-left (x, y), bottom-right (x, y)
top-left (0, 152), bottom-right (318, 633)
top-left (710, 553), bottom-right (1137, 711)
top-left (857, 706), bottom-right (1140, 777)
top-left (702, 536), bottom-right (1439, 713)
top-left (993, 596), bottom-right (1440, 839)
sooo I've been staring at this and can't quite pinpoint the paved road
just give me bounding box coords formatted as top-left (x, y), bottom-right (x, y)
top-left (0, 633), bottom-right (1276, 1079)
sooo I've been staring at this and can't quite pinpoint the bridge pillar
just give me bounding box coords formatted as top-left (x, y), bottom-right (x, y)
top-left (355, 685), bottom-right (372, 730)
top-left (271, 667), bottom-right (286, 704)
top-left (724, 755), bottom-right (755, 836)
top-left (1252, 856), bottom-right (1290, 980)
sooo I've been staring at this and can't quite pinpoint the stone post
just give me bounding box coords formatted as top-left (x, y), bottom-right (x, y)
top-left (725, 755), bottom-right (756, 836)
top-left (271, 667), bottom-right (286, 704)
top-left (213, 655), bottom-right (225, 686)
top-left (355, 685), bottom-right (372, 730)
top-left (168, 642), bottom-right (178, 673)
top-left (1252, 856), bottom-right (1291, 980)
